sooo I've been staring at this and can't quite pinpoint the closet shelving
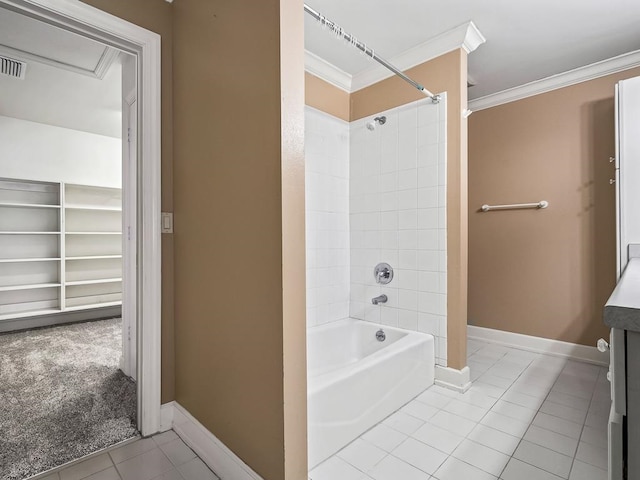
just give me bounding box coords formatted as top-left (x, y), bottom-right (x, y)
top-left (0, 178), bottom-right (123, 322)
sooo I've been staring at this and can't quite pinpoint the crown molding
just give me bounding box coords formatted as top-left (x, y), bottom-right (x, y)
top-left (304, 49), bottom-right (352, 92)
top-left (469, 49), bottom-right (640, 111)
top-left (304, 21), bottom-right (485, 94)
top-left (0, 43), bottom-right (119, 79)
top-left (350, 21), bottom-right (486, 92)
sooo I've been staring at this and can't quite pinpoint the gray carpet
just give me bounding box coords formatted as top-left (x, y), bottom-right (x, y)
top-left (0, 318), bottom-right (137, 480)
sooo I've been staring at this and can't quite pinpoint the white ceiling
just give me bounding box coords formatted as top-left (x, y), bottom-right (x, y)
top-left (304, 0), bottom-right (640, 99)
top-left (0, 6), bottom-right (123, 138)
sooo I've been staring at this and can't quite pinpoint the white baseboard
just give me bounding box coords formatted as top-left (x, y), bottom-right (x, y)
top-left (435, 365), bottom-right (472, 393)
top-left (163, 402), bottom-right (264, 480)
top-left (159, 402), bottom-right (175, 432)
top-left (468, 325), bottom-right (610, 366)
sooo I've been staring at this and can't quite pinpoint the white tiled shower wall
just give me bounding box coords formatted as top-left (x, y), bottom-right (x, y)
top-left (349, 96), bottom-right (448, 365)
top-left (305, 107), bottom-right (350, 328)
top-left (304, 98), bottom-right (448, 366)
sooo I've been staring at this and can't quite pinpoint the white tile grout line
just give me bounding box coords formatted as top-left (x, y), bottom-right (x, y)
top-left (311, 343), bottom-right (609, 480)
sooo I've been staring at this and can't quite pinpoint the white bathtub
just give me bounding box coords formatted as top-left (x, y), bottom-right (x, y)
top-left (307, 318), bottom-right (435, 468)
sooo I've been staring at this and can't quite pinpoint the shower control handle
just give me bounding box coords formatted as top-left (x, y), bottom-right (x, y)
top-left (374, 263), bottom-right (394, 285)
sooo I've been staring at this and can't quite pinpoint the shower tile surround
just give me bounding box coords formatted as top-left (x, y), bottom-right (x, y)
top-left (349, 97), bottom-right (448, 365)
top-left (305, 98), bottom-right (447, 363)
top-left (305, 107), bottom-right (351, 328)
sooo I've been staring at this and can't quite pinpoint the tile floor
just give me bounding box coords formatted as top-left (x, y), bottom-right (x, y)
top-left (31, 431), bottom-right (219, 480)
top-left (30, 339), bottom-right (610, 480)
top-left (309, 339), bottom-right (610, 480)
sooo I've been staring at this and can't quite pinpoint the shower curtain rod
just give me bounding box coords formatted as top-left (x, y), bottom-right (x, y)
top-left (304, 4), bottom-right (440, 103)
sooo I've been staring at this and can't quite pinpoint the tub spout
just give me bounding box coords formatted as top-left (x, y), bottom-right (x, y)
top-left (371, 294), bottom-right (388, 305)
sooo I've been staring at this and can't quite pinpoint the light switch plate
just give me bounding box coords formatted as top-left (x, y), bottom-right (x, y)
top-left (161, 212), bottom-right (173, 233)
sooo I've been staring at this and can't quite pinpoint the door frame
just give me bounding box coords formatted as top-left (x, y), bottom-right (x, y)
top-left (0, 0), bottom-right (163, 435)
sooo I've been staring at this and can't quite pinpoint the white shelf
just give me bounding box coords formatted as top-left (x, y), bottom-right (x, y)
top-left (0, 202), bottom-right (60, 209)
top-left (0, 179), bottom-right (123, 322)
top-left (0, 257), bottom-right (61, 263)
top-left (0, 309), bottom-right (62, 322)
top-left (65, 205), bottom-right (122, 212)
top-left (66, 231), bottom-right (122, 235)
top-left (0, 283), bottom-right (61, 292)
top-left (64, 301), bottom-right (122, 311)
top-left (66, 278), bottom-right (122, 286)
top-left (66, 255), bottom-right (122, 261)
top-left (0, 231), bottom-right (60, 235)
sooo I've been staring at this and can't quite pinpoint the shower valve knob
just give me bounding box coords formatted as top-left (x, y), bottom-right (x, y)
top-left (374, 263), bottom-right (394, 285)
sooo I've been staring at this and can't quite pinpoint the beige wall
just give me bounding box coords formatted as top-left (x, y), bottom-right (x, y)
top-left (350, 50), bottom-right (469, 369)
top-left (172, 1), bottom-right (305, 479)
top-left (81, 0), bottom-right (176, 404)
top-left (305, 72), bottom-right (350, 121)
top-left (468, 67), bottom-right (640, 346)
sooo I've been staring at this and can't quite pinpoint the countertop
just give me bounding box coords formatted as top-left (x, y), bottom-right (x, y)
top-left (605, 257), bottom-right (640, 331)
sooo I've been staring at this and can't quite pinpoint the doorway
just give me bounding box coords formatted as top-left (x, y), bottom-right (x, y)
top-left (0, 0), bottom-right (161, 476)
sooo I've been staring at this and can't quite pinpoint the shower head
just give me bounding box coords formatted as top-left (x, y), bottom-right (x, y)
top-left (366, 115), bottom-right (387, 131)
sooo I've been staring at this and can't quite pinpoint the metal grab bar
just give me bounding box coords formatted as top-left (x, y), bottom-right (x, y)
top-left (481, 200), bottom-right (549, 212)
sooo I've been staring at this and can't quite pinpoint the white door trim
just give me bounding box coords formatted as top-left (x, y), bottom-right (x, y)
top-left (0, 0), bottom-right (163, 435)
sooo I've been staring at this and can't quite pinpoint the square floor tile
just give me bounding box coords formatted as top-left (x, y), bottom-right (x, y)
top-left (513, 440), bottom-right (572, 478)
top-left (110, 439), bottom-right (157, 464)
top-left (456, 388), bottom-right (497, 409)
top-left (545, 391), bottom-right (590, 411)
top-left (176, 458), bottom-right (219, 480)
top-left (36, 475), bottom-right (60, 480)
top-left (472, 382), bottom-right (507, 399)
top-left (368, 455), bottom-right (430, 480)
top-left (414, 389), bottom-right (453, 409)
top-left (442, 398), bottom-right (488, 422)
top-left (451, 439), bottom-right (509, 477)
top-left (152, 431), bottom-right (180, 446)
top-left (491, 399), bottom-right (537, 423)
top-left (432, 456), bottom-right (497, 480)
top-left (411, 422), bottom-right (464, 455)
top-left (551, 380), bottom-right (593, 400)
top-left (310, 456), bottom-right (365, 480)
top-left (383, 411), bottom-right (425, 435)
top-left (575, 441), bottom-right (608, 470)
top-left (580, 425), bottom-right (607, 449)
top-left (476, 373), bottom-right (513, 389)
top-left (480, 411), bottom-right (529, 438)
top-left (532, 412), bottom-right (583, 439)
top-left (501, 390), bottom-right (544, 409)
top-left (467, 424), bottom-right (520, 456)
top-left (392, 437), bottom-right (447, 475)
top-left (508, 381), bottom-right (553, 399)
top-left (585, 411), bottom-right (608, 429)
top-left (115, 448), bottom-right (174, 480)
top-left (402, 399), bottom-right (440, 421)
top-left (83, 467), bottom-right (121, 480)
top-left (159, 439), bottom-right (197, 467)
top-left (151, 470), bottom-right (184, 480)
top-left (501, 458), bottom-right (564, 480)
top-left (59, 454), bottom-right (114, 480)
top-left (523, 425), bottom-right (579, 458)
top-left (362, 424), bottom-right (408, 452)
top-left (568, 459), bottom-right (607, 480)
top-left (540, 400), bottom-right (587, 424)
top-left (337, 439), bottom-right (387, 472)
top-left (428, 410), bottom-right (477, 437)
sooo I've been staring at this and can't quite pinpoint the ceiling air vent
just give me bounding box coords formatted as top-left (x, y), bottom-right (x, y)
top-left (0, 55), bottom-right (26, 80)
